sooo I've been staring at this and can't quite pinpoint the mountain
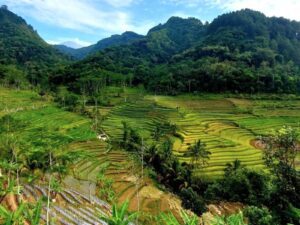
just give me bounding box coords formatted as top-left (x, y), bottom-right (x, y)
top-left (156, 9), bottom-right (300, 93)
top-left (60, 41), bottom-right (83, 49)
top-left (53, 10), bottom-right (300, 94)
top-left (54, 31), bottom-right (144, 59)
top-left (50, 17), bottom-right (207, 88)
top-left (53, 44), bottom-right (78, 57)
top-left (0, 6), bottom-right (69, 86)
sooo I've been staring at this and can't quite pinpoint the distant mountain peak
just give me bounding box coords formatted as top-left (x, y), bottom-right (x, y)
top-left (148, 16), bottom-right (203, 35)
top-left (59, 41), bottom-right (83, 49)
top-left (54, 31), bottom-right (144, 59)
top-left (1, 5), bottom-right (8, 10)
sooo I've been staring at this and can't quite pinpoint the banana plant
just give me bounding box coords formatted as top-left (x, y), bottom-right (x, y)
top-left (212, 211), bottom-right (246, 225)
top-left (24, 200), bottom-right (42, 225)
top-left (160, 210), bottom-right (199, 225)
top-left (0, 203), bottom-right (25, 225)
top-left (100, 200), bottom-right (138, 225)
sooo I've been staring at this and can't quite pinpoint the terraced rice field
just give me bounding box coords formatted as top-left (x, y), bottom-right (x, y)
top-left (0, 88), bottom-right (50, 116)
top-left (101, 99), bottom-right (180, 143)
top-left (1, 87), bottom-right (299, 223)
top-left (0, 88), bottom-right (183, 224)
top-left (70, 140), bottom-right (183, 223)
top-left (99, 94), bottom-right (300, 179)
top-left (149, 95), bottom-right (300, 178)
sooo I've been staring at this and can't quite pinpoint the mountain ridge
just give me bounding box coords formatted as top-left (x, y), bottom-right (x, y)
top-left (0, 6), bottom-right (69, 85)
top-left (54, 31), bottom-right (144, 59)
top-left (52, 9), bottom-right (300, 94)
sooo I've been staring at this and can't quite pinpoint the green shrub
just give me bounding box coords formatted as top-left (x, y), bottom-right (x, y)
top-left (205, 161), bottom-right (271, 206)
top-left (180, 187), bottom-right (207, 214)
top-left (244, 206), bottom-right (275, 225)
top-left (212, 211), bottom-right (246, 225)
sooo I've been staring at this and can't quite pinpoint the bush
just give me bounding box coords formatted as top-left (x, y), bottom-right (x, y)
top-left (180, 187), bottom-right (207, 214)
top-left (212, 211), bottom-right (246, 225)
top-left (244, 206), bottom-right (275, 225)
top-left (64, 93), bottom-right (79, 110)
top-left (204, 161), bottom-right (271, 206)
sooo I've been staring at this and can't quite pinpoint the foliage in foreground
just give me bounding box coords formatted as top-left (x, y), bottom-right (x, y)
top-left (243, 206), bottom-right (275, 225)
top-left (100, 200), bottom-right (138, 225)
top-left (212, 211), bottom-right (246, 225)
top-left (0, 200), bottom-right (42, 225)
top-left (160, 210), bottom-right (199, 225)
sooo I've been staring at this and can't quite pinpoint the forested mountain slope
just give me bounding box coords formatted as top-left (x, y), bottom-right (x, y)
top-left (50, 16), bottom-right (207, 89)
top-left (0, 6), bottom-right (69, 86)
top-left (54, 9), bottom-right (300, 94)
top-left (54, 31), bottom-right (144, 59)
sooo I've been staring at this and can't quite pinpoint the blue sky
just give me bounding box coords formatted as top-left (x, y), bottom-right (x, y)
top-left (1, 0), bottom-right (300, 48)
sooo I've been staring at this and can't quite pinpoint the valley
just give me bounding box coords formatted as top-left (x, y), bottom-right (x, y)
top-left (0, 4), bottom-right (300, 224)
top-left (1, 86), bottom-right (299, 224)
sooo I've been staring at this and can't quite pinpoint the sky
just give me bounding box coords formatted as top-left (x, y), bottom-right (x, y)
top-left (1, 0), bottom-right (300, 48)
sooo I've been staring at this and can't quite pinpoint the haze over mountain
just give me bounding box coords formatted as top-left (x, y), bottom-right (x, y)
top-left (54, 31), bottom-right (144, 59)
top-left (60, 41), bottom-right (83, 49)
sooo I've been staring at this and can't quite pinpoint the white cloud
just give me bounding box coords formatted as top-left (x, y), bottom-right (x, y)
top-left (2, 0), bottom-right (147, 34)
top-left (165, 0), bottom-right (300, 21)
top-left (46, 38), bottom-right (92, 48)
top-left (163, 0), bottom-right (204, 7)
top-left (103, 0), bottom-right (136, 7)
top-left (209, 0), bottom-right (300, 21)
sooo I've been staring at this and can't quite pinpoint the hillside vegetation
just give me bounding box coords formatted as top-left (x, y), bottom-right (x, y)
top-left (54, 31), bottom-right (144, 59)
top-left (0, 6), bottom-right (69, 87)
top-left (0, 5), bottom-right (299, 225)
top-left (52, 9), bottom-right (300, 95)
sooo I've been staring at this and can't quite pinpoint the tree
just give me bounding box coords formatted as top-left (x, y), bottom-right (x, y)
top-left (0, 134), bottom-right (27, 198)
top-left (184, 140), bottom-right (211, 169)
top-left (27, 128), bottom-right (81, 225)
top-left (100, 200), bottom-right (138, 225)
top-left (262, 126), bottom-right (298, 169)
top-left (260, 126), bottom-right (300, 224)
top-left (244, 206), bottom-right (275, 225)
top-left (180, 187), bottom-right (207, 214)
top-left (224, 159), bottom-right (243, 177)
top-left (205, 161), bottom-right (271, 205)
top-left (121, 121), bottom-right (142, 152)
top-left (121, 121), bottom-right (129, 148)
top-left (96, 162), bottom-right (115, 203)
top-left (160, 138), bottom-right (173, 162)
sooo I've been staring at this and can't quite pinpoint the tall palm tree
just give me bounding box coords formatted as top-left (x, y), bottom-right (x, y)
top-left (100, 200), bottom-right (138, 225)
top-left (185, 140), bottom-right (211, 169)
top-left (122, 121), bottom-right (129, 148)
top-left (224, 159), bottom-right (242, 176)
top-left (161, 138), bottom-right (173, 161)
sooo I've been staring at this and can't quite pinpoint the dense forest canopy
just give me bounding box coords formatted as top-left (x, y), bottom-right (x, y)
top-left (54, 31), bottom-right (144, 59)
top-left (1, 7), bottom-right (300, 94)
top-left (49, 9), bottom-right (300, 94)
top-left (0, 6), bottom-right (70, 87)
